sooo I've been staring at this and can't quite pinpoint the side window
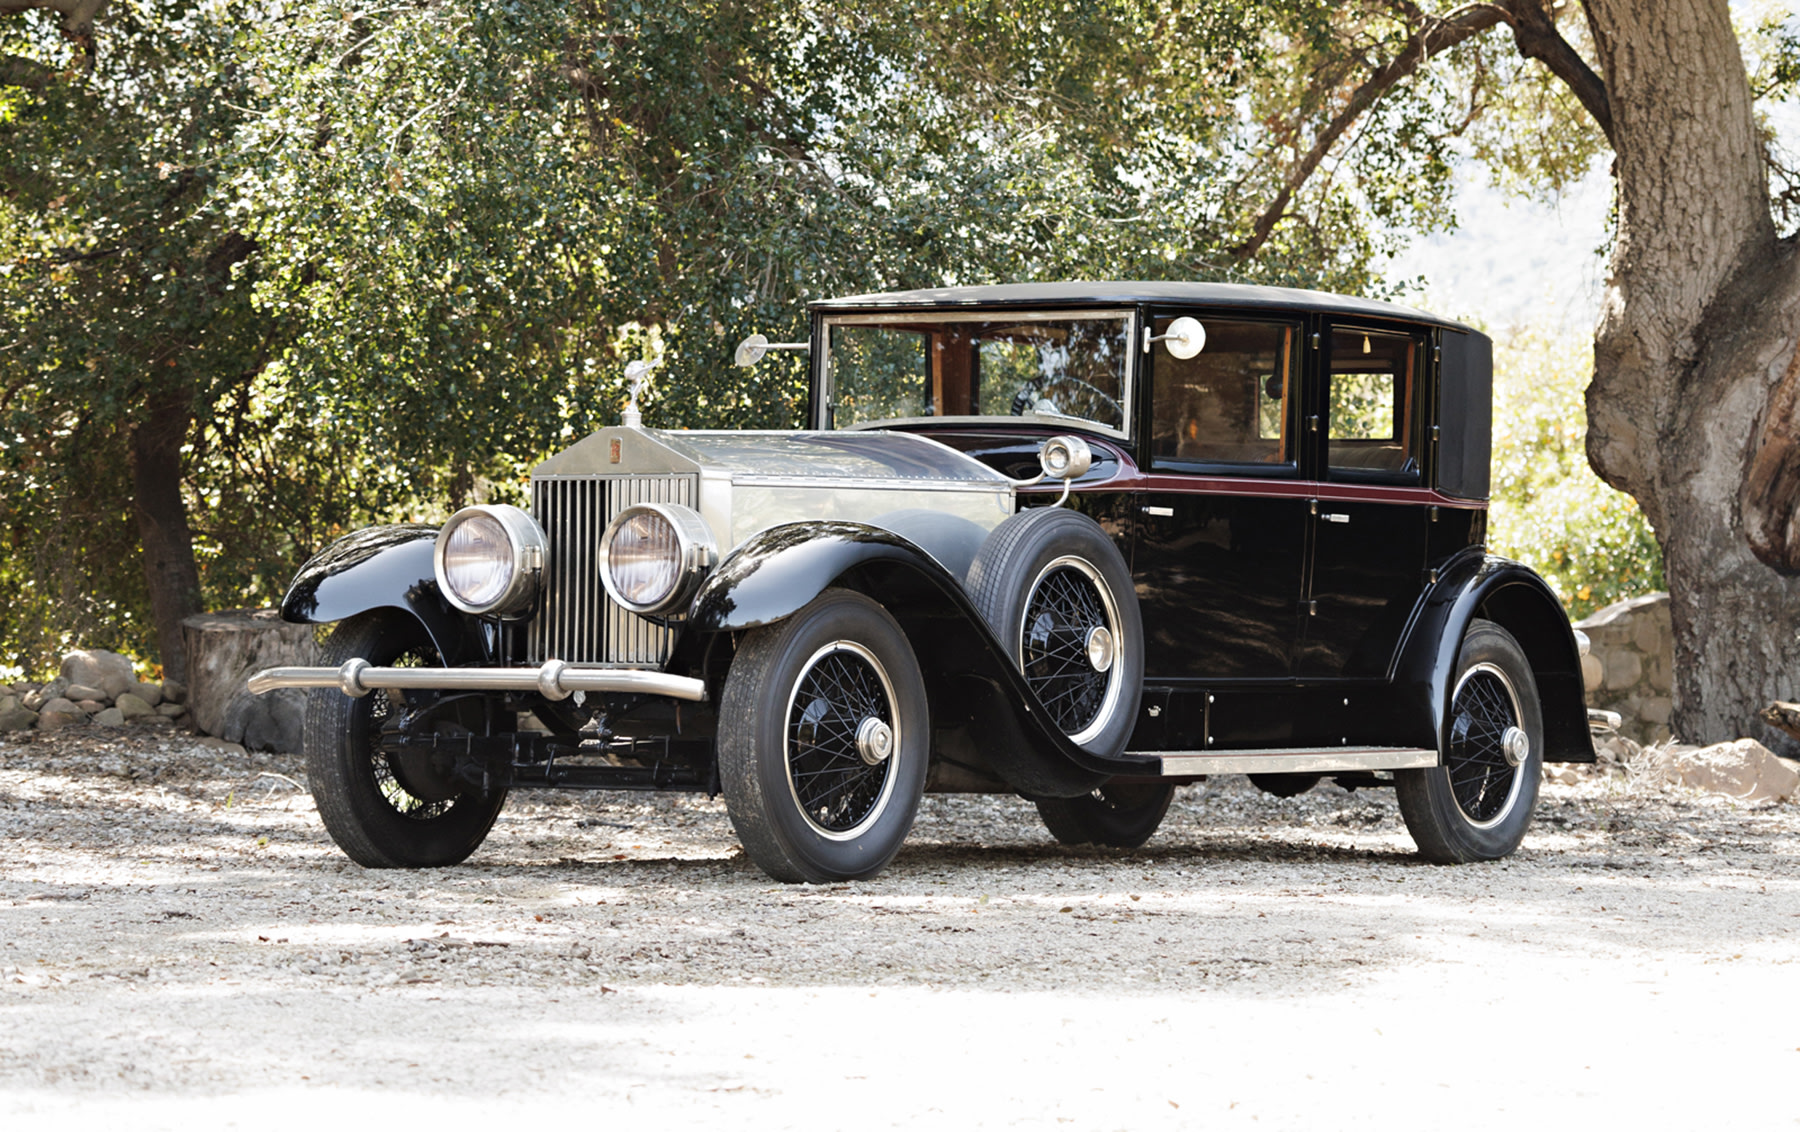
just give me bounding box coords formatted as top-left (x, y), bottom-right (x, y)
top-left (1328, 329), bottom-right (1419, 476)
top-left (1150, 318), bottom-right (1294, 468)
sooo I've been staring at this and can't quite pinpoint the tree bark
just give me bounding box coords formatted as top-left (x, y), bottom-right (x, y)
top-left (130, 382), bottom-right (204, 685)
top-left (1582, 0), bottom-right (1800, 750)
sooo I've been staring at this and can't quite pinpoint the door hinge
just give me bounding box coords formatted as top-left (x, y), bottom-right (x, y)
top-left (1302, 599), bottom-right (1318, 616)
top-left (1307, 414), bottom-right (1320, 433)
top-left (1311, 331), bottom-right (1321, 350)
top-left (1425, 567), bottom-right (1440, 584)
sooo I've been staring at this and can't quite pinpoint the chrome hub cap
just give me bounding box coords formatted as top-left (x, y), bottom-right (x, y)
top-left (1085, 626), bottom-right (1115, 673)
top-left (1501, 725), bottom-right (1530, 768)
top-left (855, 716), bottom-right (894, 765)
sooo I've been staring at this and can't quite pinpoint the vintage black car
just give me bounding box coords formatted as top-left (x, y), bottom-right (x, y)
top-left (251, 282), bottom-right (1597, 882)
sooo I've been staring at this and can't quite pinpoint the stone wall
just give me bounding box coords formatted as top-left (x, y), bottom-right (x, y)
top-left (1576, 592), bottom-right (1673, 745)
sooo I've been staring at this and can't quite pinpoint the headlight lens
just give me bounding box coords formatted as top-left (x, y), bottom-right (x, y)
top-left (433, 504), bottom-right (545, 618)
top-left (600, 503), bottom-right (718, 615)
top-left (442, 512), bottom-right (514, 607)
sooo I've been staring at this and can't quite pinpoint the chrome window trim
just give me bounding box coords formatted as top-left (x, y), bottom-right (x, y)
top-left (820, 308), bottom-right (1139, 442)
top-left (728, 475), bottom-right (1012, 493)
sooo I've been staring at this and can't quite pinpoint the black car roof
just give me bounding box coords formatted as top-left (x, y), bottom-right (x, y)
top-left (810, 280), bottom-right (1473, 334)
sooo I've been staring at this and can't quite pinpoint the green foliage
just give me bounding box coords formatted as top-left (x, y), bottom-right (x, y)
top-left (0, 1), bottom-right (282, 671)
top-left (0, 0), bottom-right (1653, 675)
top-left (1487, 325), bottom-right (1664, 620)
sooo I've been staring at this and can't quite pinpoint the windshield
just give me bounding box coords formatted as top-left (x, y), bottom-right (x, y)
top-left (823, 311), bottom-right (1133, 436)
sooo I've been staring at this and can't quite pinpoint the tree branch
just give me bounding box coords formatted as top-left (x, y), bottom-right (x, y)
top-left (0, 1), bottom-right (110, 70)
top-left (1494, 0), bottom-right (1614, 145)
top-left (1234, 5), bottom-right (1506, 259)
top-left (0, 50), bottom-right (55, 88)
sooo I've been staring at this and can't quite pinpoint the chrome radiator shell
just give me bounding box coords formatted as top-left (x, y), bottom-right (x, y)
top-left (527, 473), bottom-right (696, 666)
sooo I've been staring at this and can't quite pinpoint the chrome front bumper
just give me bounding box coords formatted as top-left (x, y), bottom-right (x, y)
top-left (246, 659), bottom-right (707, 702)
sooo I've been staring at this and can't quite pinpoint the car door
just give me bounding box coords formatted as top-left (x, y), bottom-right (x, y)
top-left (1297, 322), bottom-right (1432, 679)
top-left (1133, 313), bottom-right (1307, 685)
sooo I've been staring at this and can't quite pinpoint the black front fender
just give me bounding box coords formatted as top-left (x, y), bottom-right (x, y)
top-left (279, 524), bottom-right (484, 665)
top-left (689, 521), bottom-right (1123, 796)
top-left (1393, 552), bottom-right (1593, 763)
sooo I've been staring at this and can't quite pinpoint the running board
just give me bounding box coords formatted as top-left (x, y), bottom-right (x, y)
top-left (1130, 747), bottom-right (1438, 777)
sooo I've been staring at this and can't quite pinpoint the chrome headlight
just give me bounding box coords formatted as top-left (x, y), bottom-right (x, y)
top-left (433, 504), bottom-right (546, 618)
top-left (599, 502), bottom-right (717, 615)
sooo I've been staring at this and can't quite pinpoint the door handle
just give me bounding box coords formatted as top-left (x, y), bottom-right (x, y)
top-left (1321, 512), bottom-right (1350, 523)
top-left (1141, 506), bottom-right (1174, 517)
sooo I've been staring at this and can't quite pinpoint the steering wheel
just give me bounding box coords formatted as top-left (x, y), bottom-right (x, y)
top-left (1010, 374), bottom-right (1124, 421)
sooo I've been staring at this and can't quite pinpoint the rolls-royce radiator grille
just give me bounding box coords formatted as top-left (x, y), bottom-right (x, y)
top-left (528, 474), bottom-right (697, 666)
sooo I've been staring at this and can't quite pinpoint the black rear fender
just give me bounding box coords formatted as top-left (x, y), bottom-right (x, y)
top-left (1394, 552), bottom-right (1593, 763)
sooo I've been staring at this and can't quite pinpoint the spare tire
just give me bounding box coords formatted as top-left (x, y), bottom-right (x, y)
top-left (965, 506), bottom-right (1144, 759)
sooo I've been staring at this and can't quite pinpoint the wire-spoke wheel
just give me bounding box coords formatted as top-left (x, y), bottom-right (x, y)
top-left (1020, 557), bottom-right (1123, 745)
top-left (1398, 619), bottom-right (1543, 863)
top-left (1036, 779), bottom-right (1175, 849)
top-left (721, 589), bottom-right (928, 883)
top-left (303, 611), bottom-right (507, 868)
top-left (785, 641), bottom-right (900, 839)
top-left (967, 507), bottom-right (1143, 758)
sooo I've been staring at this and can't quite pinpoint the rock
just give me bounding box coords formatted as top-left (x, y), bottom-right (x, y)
top-left (182, 609), bottom-right (318, 752)
top-left (1604, 650), bottom-right (1642, 691)
top-left (60, 649), bottom-right (137, 699)
top-left (129, 681), bottom-right (163, 707)
top-left (193, 736), bottom-right (248, 757)
top-left (115, 693), bottom-right (155, 720)
top-left (1661, 739), bottom-right (1800, 804)
top-left (1580, 652), bottom-right (1604, 692)
top-left (93, 707), bottom-right (126, 727)
top-left (156, 702), bottom-right (188, 719)
top-left (36, 699), bottom-right (86, 730)
top-left (1759, 701), bottom-right (1800, 744)
top-left (1595, 735), bottom-right (1641, 765)
top-left (0, 707), bottom-right (37, 732)
top-left (0, 694), bottom-right (16, 714)
top-left (161, 679), bottom-right (186, 705)
top-left (23, 679), bottom-right (67, 712)
top-left (76, 699), bottom-right (106, 714)
top-left (64, 683), bottom-right (107, 703)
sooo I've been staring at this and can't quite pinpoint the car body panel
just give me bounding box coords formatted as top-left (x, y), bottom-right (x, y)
top-left (278, 525), bottom-right (484, 665)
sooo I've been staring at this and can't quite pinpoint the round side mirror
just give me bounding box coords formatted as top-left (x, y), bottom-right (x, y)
top-left (1163, 316), bottom-right (1206, 360)
top-left (734, 333), bottom-right (770, 367)
top-left (1039, 435), bottom-right (1094, 481)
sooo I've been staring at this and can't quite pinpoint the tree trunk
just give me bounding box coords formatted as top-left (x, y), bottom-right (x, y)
top-left (130, 382), bottom-right (204, 685)
top-left (1583, 0), bottom-right (1800, 750)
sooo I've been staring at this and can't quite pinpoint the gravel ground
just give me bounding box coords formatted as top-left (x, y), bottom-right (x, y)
top-left (2, 727), bottom-right (1797, 1130)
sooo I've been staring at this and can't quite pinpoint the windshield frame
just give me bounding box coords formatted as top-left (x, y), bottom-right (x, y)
top-left (815, 307), bottom-right (1140, 442)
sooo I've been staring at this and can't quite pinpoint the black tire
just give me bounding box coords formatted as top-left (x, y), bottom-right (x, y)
top-left (1248, 773), bottom-right (1323, 798)
top-left (302, 611), bottom-right (507, 868)
top-left (965, 506), bottom-right (1144, 758)
top-left (1036, 780), bottom-right (1174, 849)
top-left (719, 589), bottom-right (929, 883)
top-left (1396, 619), bottom-right (1543, 863)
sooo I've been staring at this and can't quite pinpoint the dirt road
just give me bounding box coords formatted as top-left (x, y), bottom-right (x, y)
top-left (2, 729), bottom-right (1796, 1129)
